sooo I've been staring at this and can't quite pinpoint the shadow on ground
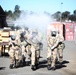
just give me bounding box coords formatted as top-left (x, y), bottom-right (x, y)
top-left (56, 60), bottom-right (69, 70)
top-left (38, 60), bottom-right (69, 70)
top-left (38, 60), bottom-right (47, 69)
top-left (1, 53), bottom-right (9, 57)
top-left (0, 67), bottom-right (6, 70)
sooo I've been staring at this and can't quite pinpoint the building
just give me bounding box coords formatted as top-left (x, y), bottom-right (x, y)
top-left (0, 5), bottom-right (8, 28)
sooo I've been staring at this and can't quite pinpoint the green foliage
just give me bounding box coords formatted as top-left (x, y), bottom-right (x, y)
top-left (69, 15), bottom-right (76, 21)
top-left (52, 11), bottom-right (61, 21)
top-left (5, 5), bottom-right (21, 20)
top-left (62, 11), bottom-right (70, 20)
top-left (53, 10), bottom-right (76, 21)
top-left (73, 10), bottom-right (76, 15)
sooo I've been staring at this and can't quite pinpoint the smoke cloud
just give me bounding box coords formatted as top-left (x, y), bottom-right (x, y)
top-left (14, 11), bottom-right (55, 36)
top-left (14, 11), bottom-right (55, 52)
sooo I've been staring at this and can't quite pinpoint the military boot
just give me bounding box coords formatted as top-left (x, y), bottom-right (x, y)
top-left (31, 65), bottom-right (36, 71)
top-left (22, 55), bottom-right (26, 66)
top-left (51, 66), bottom-right (56, 71)
top-left (15, 59), bottom-right (20, 68)
top-left (35, 58), bottom-right (39, 69)
top-left (47, 58), bottom-right (51, 70)
top-left (9, 64), bottom-right (14, 69)
top-left (59, 56), bottom-right (63, 65)
top-left (55, 57), bottom-right (58, 64)
top-left (47, 64), bottom-right (51, 70)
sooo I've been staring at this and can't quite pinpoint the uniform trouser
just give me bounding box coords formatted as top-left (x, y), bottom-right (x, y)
top-left (47, 46), bottom-right (57, 67)
top-left (36, 49), bottom-right (40, 64)
top-left (58, 44), bottom-right (63, 62)
top-left (22, 45), bottom-right (31, 65)
top-left (31, 45), bottom-right (40, 65)
top-left (26, 45), bottom-right (31, 57)
top-left (8, 48), bottom-right (20, 65)
top-left (22, 45), bottom-right (27, 57)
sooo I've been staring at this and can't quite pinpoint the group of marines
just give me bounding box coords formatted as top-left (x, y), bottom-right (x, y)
top-left (8, 27), bottom-right (64, 71)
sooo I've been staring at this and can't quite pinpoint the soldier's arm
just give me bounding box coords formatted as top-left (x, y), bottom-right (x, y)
top-left (25, 38), bottom-right (32, 45)
top-left (51, 38), bottom-right (59, 50)
top-left (9, 38), bottom-right (12, 47)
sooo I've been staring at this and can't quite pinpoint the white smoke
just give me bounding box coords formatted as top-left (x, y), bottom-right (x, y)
top-left (14, 11), bottom-right (55, 52)
top-left (14, 11), bottom-right (55, 36)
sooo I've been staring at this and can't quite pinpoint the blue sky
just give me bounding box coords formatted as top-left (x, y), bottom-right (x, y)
top-left (0, 0), bottom-right (76, 14)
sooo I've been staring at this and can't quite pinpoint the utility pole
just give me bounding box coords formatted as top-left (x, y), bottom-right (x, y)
top-left (60, 2), bottom-right (63, 22)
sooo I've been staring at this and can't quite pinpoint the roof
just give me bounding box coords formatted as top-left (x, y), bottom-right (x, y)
top-left (0, 5), bottom-right (6, 16)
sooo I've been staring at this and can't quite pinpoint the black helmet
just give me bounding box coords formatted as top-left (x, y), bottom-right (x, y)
top-left (51, 31), bottom-right (57, 37)
top-left (20, 32), bottom-right (25, 37)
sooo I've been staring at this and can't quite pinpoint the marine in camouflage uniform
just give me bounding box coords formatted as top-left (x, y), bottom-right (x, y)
top-left (20, 31), bottom-right (28, 66)
top-left (24, 28), bottom-right (31, 60)
top-left (47, 30), bottom-right (60, 70)
top-left (29, 29), bottom-right (43, 70)
top-left (8, 34), bottom-right (22, 69)
top-left (19, 28), bottom-right (31, 66)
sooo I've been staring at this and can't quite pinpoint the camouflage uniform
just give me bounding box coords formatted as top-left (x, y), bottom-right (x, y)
top-left (20, 31), bottom-right (28, 66)
top-left (29, 29), bottom-right (42, 70)
top-left (47, 31), bottom-right (60, 70)
top-left (8, 34), bottom-right (22, 69)
top-left (24, 29), bottom-right (31, 60)
top-left (19, 29), bottom-right (31, 66)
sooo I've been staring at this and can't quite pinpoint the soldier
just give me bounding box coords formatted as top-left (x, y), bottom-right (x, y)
top-left (47, 29), bottom-right (60, 70)
top-left (20, 31), bottom-right (28, 66)
top-left (24, 28), bottom-right (31, 60)
top-left (8, 33), bottom-right (22, 69)
top-left (29, 29), bottom-right (42, 70)
top-left (19, 28), bottom-right (32, 66)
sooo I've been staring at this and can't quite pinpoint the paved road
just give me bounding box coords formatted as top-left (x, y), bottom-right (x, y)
top-left (0, 41), bottom-right (76, 75)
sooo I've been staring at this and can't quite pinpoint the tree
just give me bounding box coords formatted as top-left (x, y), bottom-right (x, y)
top-left (69, 15), bottom-right (76, 21)
top-left (13, 5), bottom-right (21, 20)
top-left (73, 10), bottom-right (76, 15)
top-left (62, 11), bottom-right (70, 20)
top-left (52, 11), bottom-right (61, 21)
top-left (14, 5), bottom-right (20, 12)
top-left (7, 10), bottom-right (12, 17)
